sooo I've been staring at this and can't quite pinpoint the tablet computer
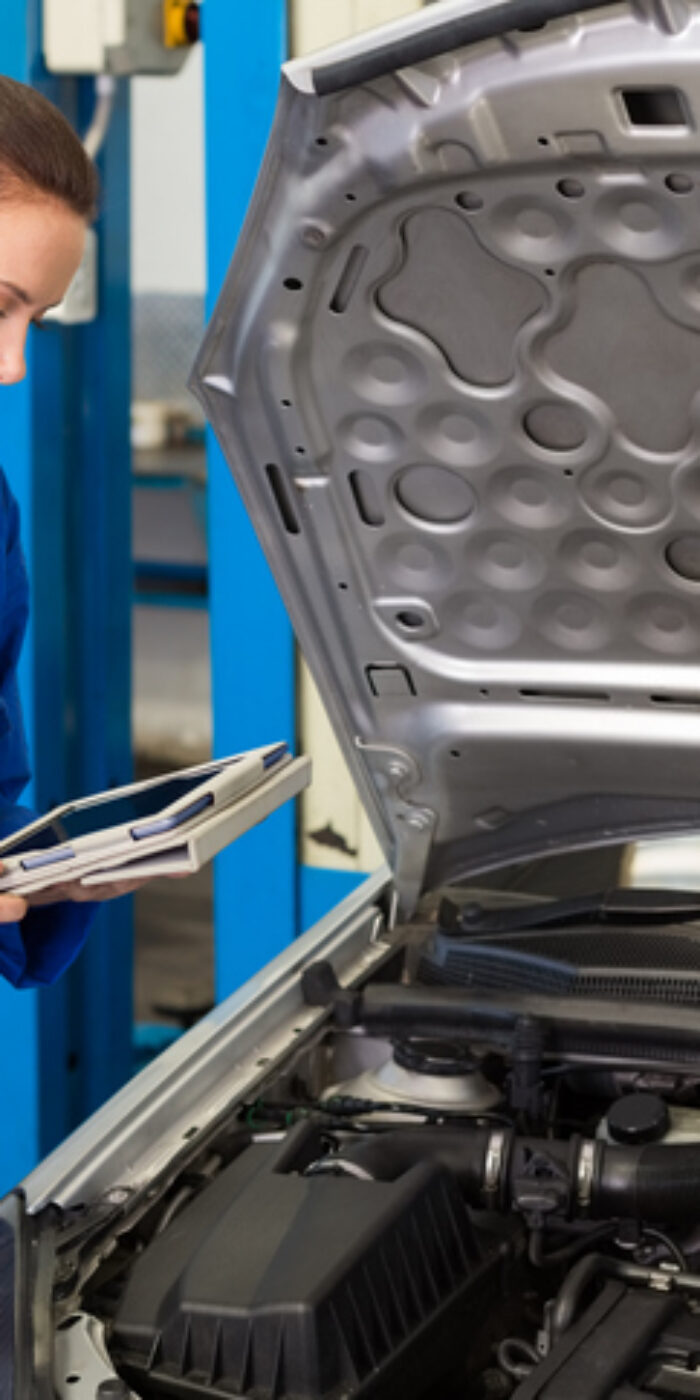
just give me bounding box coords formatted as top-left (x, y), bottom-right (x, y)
top-left (0, 743), bottom-right (311, 895)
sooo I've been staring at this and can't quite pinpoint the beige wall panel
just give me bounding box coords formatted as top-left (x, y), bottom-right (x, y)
top-left (299, 660), bottom-right (383, 874)
top-left (291, 0), bottom-right (424, 58)
top-left (291, 0), bottom-right (355, 55)
top-left (355, 0), bottom-right (424, 33)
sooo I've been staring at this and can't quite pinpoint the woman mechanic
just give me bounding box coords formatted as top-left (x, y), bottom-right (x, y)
top-left (0, 75), bottom-right (162, 987)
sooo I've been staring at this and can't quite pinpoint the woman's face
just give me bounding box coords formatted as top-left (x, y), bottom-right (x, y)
top-left (0, 192), bottom-right (85, 385)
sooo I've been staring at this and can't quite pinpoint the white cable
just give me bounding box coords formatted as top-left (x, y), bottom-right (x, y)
top-left (82, 73), bottom-right (117, 160)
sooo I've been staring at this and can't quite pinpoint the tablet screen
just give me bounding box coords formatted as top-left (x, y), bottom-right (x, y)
top-left (1, 763), bottom-right (226, 856)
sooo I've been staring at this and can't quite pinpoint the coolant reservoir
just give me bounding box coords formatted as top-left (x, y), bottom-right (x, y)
top-left (598, 1092), bottom-right (700, 1145)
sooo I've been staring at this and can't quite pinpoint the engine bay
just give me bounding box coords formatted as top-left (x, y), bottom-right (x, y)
top-left (45, 890), bottom-right (700, 1400)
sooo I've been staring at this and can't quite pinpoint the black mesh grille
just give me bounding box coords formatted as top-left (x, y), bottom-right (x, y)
top-left (555, 1034), bottom-right (698, 1065)
top-left (478, 927), bottom-right (700, 970)
top-left (419, 922), bottom-right (700, 1006)
top-left (576, 973), bottom-right (700, 1004)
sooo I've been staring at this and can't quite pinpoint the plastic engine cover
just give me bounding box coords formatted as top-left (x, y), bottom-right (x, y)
top-left (109, 1127), bottom-right (502, 1400)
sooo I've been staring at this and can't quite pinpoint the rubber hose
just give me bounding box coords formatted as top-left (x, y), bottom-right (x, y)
top-left (333, 1130), bottom-right (700, 1225)
top-left (594, 1142), bottom-right (700, 1222)
top-left (338, 1126), bottom-right (494, 1197)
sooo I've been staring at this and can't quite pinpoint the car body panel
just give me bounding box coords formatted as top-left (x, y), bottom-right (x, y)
top-left (193, 0), bottom-right (700, 912)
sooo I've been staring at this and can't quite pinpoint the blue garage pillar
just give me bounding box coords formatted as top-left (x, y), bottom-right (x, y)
top-left (203, 3), bottom-right (295, 999)
top-left (0, 2), bottom-right (133, 1189)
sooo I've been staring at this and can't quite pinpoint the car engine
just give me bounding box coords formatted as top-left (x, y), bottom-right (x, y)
top-left (59, 896), bottom-right (700, 1399)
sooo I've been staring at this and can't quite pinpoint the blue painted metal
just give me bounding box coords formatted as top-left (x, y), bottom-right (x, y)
top-left (134, 561), bottom-right (208, 586)
top-left (55, 71), bottom-right (133, 1132)
top-left (204, 1), bottom-right (294, 999)
top-left (0, 1), bottom-right (48, 1192)
top-left (133, 593), bottom-right (208, 611)
top-left (132, 474), bottom-right (204, 490)
top-left (299, 867), bottom-right (366, 935)
top-left (132, 1021), bottom-right (183, 1074)
top-left (0, 4), bottom-right (133, 1184)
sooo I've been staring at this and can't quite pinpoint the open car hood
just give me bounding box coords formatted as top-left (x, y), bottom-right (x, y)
top-left (192, 0), bottom-right (700, 912)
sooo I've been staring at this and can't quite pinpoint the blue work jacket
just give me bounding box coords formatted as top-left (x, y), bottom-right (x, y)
top-left (0, 469), bottom-right (94, 988)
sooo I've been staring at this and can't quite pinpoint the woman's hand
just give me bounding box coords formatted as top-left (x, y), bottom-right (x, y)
top-left (25, 878), bottom-right (148, 906)
top-left (0, 861), bottom-right (188, 917)
top-left (0, 891), bottom-right (28, 922)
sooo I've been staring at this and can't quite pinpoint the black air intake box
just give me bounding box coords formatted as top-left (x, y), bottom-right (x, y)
top-left (109, 1125), bottom-right (504, 1400)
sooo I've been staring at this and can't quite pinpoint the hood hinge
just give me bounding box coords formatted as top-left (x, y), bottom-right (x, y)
top-left (355, 738), bottom-right (436, 916)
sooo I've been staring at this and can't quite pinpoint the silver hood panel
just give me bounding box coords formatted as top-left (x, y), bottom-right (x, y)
top-left (192, 0), bottom-right (700, 910)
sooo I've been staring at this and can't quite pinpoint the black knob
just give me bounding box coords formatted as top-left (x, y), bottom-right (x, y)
top-left (607, 1092), bottom-right (670, 1146)
top-left (185, 3), bottom-right (201, 43)
top-left (392, 1038), bottom-right (479, 1076)
top-left (301, 961), bottom-right (340, 1006)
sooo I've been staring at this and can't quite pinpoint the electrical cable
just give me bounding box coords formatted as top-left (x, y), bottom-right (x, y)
top-left (640, 1227), bottom-right (688, 1272)
top-left (242, 1096), bottom-right (512, 1128)
top-left (153, 1184), bottom-right (194, 1237)
top-left (83, 74), bottom-right (117, 160)
top-left (496, 1338), bottom-right (540, 1381)
top-left (528, 1221), bottom-right (618, 1269)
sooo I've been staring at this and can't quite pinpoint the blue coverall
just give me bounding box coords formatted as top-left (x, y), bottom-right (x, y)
top-left (0, 468), bottom-right (93, 987)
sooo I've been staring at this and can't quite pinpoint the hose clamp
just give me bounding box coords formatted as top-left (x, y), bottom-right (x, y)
top-left (484, 1130), bottom-right (507, 1200)
top-left (577, 1139), bottom-right (596, 1211)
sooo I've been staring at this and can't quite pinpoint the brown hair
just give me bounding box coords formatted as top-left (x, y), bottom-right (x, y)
top-left (0, 75), bottom-right (98, 220)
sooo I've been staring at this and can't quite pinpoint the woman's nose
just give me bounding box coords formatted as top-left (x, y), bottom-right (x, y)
top-left (0, 325), bottom-right (28, 385)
